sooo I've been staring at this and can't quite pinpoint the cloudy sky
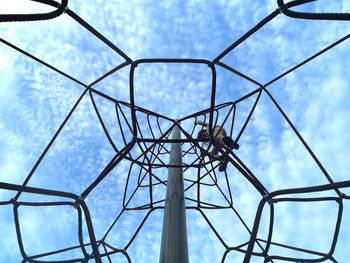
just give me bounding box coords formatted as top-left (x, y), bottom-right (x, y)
top-left (0, 0), bottom-right (350, 262)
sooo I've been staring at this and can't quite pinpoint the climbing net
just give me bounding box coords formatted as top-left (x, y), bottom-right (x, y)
top-left (1, 0), bottom-right (350, 262)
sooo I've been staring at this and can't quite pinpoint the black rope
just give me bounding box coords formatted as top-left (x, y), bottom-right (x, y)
top-left (277, 0), bottom-right (350, 20)
top-left (65, 9), bottom-right (133, 64)
top-left (1, 0), bottom-right (350, 262)
top-left (0, 0), bottom-right (68, 22)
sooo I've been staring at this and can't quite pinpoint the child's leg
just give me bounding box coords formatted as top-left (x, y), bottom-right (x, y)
top-left (218, 137), bottom-right (239, 172)
top-left (222, 136), bottom-right (239, 150)
top-left (218, 158), bottom-right (229, 172)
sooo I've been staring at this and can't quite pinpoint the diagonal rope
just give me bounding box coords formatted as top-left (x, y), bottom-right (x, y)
top-left (1, 0), bottom-right (350, 262)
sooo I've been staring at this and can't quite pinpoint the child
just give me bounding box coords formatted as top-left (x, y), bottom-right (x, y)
top-left (195, 121), bottom-right (239, 171)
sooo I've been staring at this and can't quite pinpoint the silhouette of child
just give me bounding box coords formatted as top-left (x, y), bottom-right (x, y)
top-left (196, 121), bottom-right (239, 171)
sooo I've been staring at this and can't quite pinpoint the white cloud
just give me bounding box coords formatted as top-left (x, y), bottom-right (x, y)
top-left (1, 0), bottom-right (350, 262)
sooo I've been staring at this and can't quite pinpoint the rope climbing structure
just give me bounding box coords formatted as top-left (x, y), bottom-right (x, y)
top-left (1, 0), bottom-right (350, 262)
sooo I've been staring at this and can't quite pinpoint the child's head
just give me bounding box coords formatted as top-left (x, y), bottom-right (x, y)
top-left (197, 129), bottom-right (209, 145)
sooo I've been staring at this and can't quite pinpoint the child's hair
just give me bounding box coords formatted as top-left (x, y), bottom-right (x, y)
top-left (197, 129), bottom-right (209, 145)
top-left (197, 129), bottom-right (208, 139)
top-left (213, 125), bottom-right (227, 137)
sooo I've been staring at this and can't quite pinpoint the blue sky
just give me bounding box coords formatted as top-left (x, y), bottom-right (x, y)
top-left (0, 0), bottom-right (350, 262)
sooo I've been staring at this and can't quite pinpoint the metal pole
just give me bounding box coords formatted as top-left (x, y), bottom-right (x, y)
top-left (159, 123), bottom-right (189, 263)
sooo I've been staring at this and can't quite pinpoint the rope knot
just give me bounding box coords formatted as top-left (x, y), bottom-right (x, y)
top-left (277, 4), bottom-right (287, 14)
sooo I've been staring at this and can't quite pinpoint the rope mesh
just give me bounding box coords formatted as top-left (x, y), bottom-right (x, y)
top-left (1, 0), bottom-right (350, 262)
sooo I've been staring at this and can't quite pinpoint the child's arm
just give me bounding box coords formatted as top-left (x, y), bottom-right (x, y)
top-left (195, 120), bottom-right (209, 131)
